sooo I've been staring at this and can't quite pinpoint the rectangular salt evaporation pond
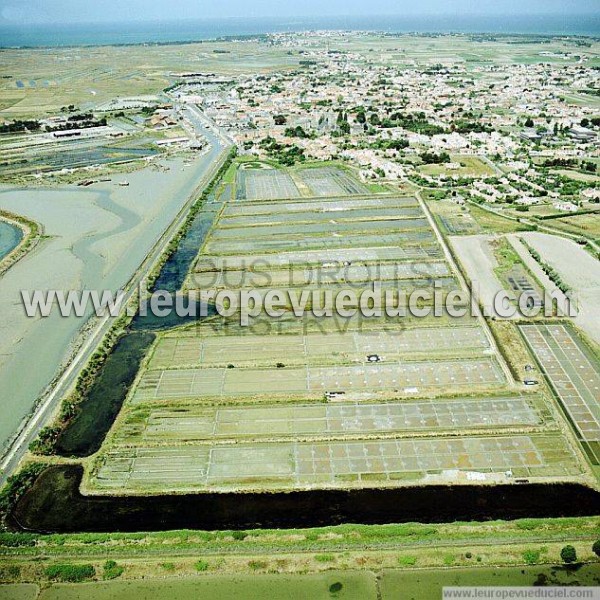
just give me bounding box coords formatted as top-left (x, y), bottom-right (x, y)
top-left (194, 245), bottom-right (444, 271)
top-left (218, 206), bottom-right (424, 227)
top-left (203, 230), bottom-right (437, 255)
top-left (94, 434), bottom-right (580, 492)
top-left (236, 169), bottom-right (300, 200)
top-left (147, 326), bottom-right (490, 369)
top-left (189, 261), bottom-right (450, 288)
top-left (222, 196), bottom-right (418, 217)
top-left (127, 396), bottom-right (542, 443)
top-left (296, 167), bottom-right (368, 197)
top-left (210, 218), bottom-right (430, 241)
top-left (131, 357), bottom-right (505, 402)
top-left (520, 323), bottom-right (600, 463)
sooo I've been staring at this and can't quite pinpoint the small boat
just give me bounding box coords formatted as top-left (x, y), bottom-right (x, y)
top-left (117, 180), bottom-right (130, 187)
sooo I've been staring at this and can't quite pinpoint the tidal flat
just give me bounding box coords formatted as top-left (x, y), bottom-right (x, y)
top-left (0, 143), bottom-right (220, 453)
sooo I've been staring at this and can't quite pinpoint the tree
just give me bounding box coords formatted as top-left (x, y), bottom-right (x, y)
top-left (560, 545), bottom-right (577, 564)
top-left (273, 115), bottom-right (287, 126)
top-left (339, 121), bottom-right (350, 135)
top-left (525, 117), bottom-right (534, 128)
top-left (581, 118), bottom-right (590, 128)
top-left (592, 540), bottom-right (600, 558)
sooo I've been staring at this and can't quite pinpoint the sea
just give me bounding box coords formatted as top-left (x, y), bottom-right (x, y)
top-left (0, 15), bottom-right (599, 48)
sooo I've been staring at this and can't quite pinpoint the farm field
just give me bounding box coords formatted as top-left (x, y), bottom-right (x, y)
top-left (36, 572), bottom-right (376, 600)
top-left (549, 212), bottom-right (600, 240)
top-left (0, 42), bottom-right (301, 119)
top-left (419, 155), bottom-right (496, 178)
top-left (5, 563), bottom-right (600, 600)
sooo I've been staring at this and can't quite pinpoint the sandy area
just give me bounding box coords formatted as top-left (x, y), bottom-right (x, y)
top-left (519, 232), bottom-right (600, 346)
top-left (449, 235), bottom-right (504, 317)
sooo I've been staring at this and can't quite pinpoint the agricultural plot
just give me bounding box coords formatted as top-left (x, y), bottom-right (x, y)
top-left (131, 357), bottom-right (505, 403)
top-left (118, 396), bottom-right (543, 444)
top-left (295, 166), bottom-right (368, 197)
top-left (148, 326), bottom-right (491, 370)
top-left (520, 323), bottom-right (600, 464)
top-left (236, 168), bottom-right (300, 200)
top-left (94, 434), bottom-right (580, 492)
top-left (419, 155), bottom-right (496, 178)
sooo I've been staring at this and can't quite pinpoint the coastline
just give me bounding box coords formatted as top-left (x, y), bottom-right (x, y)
top-left (0, 210), bottom-right (41, 279)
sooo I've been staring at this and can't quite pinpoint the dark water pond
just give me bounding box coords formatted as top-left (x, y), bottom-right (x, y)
top-left (10, 465), bottom-right (600, 533)
top-left (55, 332), bottom-right (155, 457)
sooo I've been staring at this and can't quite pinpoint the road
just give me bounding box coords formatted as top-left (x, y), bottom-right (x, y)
top-left (0, 107), bottom-right (231, 487)
top-left (416, 191), bottom-right (515, 386)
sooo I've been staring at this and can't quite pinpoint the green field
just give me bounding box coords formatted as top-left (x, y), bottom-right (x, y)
top-left (419, 155), bottom-right (496, 178)
top-left (6, 563), bottom-right (600, 600)
top-left (380, 564), bottom-right (600, 599)
top-left (36, 572), bottom-right (376, 600)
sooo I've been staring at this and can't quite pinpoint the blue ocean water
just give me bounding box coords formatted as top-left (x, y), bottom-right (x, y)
top-left (0, 15), bottom-right (599, 48)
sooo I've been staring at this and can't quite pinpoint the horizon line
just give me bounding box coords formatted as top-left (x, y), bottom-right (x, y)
top-left (2, 12), bottom-right (600, 28)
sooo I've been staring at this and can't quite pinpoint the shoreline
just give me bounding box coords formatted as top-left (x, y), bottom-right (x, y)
top-left (0, 210), bottom-right (41, 278)
top-left (1, 27), bottom-right (598, 51)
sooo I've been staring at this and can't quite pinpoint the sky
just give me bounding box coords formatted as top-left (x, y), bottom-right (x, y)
top-left (0, 0), bottom-right (598, 25)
